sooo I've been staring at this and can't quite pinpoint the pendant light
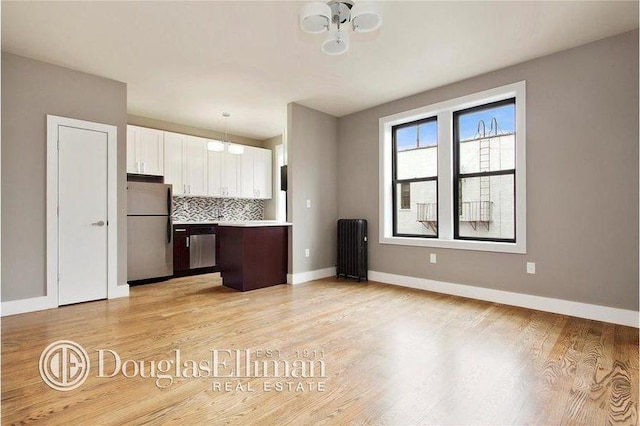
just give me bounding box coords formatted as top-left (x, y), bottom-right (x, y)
top-left (300, 1), bottom-right (382, 55)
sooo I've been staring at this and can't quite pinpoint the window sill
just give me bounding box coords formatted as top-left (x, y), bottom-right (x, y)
top-left (380, 235), bottom-right (526, 254)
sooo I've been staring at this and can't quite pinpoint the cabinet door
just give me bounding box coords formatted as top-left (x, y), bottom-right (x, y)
top-left (222, 151), bottom-right (241, 197)
top-left (173, 227), bottom-right (190, 272)
top-left (207, 150), bottom-right (223, 197)
top-left (254, 148), bottom-right (273, 199)
top-left (137, 128), bottom-right (164, 176)
top-left (239, 146), bottom-right (256, 198)
top-left (164, 132), bottom-right (186, 195)
top-left (126, 126), bottom-right (139, 173)
top-left (185, 136), bottom-right (208, 196)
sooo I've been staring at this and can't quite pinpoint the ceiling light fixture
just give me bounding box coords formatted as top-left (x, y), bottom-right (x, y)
top-left (300, 0), bottom-right (382, 55)
top-left (208, 112), bottom-right (244, 154)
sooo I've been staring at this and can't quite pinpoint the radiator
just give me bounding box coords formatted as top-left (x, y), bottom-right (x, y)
top-left (337, 219), bottom-right (368, 282)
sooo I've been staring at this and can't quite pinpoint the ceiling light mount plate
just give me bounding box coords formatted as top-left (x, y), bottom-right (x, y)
top-left (328, 0), bottom-right (354, 25)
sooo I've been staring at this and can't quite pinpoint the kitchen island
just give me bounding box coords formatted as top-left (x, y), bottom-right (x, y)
top-left (216, 221), bottom-right (292, 292)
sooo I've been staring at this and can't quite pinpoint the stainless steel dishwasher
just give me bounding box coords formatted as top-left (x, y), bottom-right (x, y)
top-left (189, 225), bottom-right (217, 269)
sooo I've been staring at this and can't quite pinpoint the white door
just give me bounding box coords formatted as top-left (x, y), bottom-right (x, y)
top-left (254, 148), bottom-right (272, 199)
top-left (185, 136), bottom-right (207, 196)
top-left (58, 125), bottom-right (108, 305)
top-left (126, 126), bottom-right (139, 173)
top-left (207, 150), bottom-right (223, 197)
top-left (137, 127), bottom-right (164, 176)
top-left (164, 131), bottom-right (186, 195)
top-left (222, 151), bottom-right (241, 197)
top-left (239, 146), bottom-right (256, 198)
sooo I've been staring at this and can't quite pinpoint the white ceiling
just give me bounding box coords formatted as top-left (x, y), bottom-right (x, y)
top-left (2, 1), bottom-right (638, 140)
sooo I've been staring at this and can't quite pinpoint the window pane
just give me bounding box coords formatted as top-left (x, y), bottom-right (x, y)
top-left (400, 183), bottom-right (410, 209)
top-left (457, 102), bottom-right (515, 174)
top-left (395, 120), bottom-right (437, 180)
top-left (395, 181), bottom-right (437, 236)
top-left (457, 174), bottom-right (514, 240)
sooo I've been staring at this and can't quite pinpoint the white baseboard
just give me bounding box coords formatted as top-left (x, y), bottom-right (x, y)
top-left (109, 284), bottom-right (130, 299)
top-left (287, 267), bottom-right (336, 285)
top-left (2, 284), bottom-right (130, 317)
top-left (1, 295), bottom-right (56, 317)
top-left (368, 271), bottom-right (639, 328)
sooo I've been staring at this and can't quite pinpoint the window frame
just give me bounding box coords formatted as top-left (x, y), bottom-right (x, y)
top-left (379, 81), bottom-right (526, 254)
top-left (453, 98), bottom-right (517, 243)
top-left (391, 116), bottom-right (439, 238)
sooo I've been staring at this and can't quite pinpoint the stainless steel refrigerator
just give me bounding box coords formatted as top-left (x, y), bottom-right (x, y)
top-left (127, 181), bottom-right (173, 282)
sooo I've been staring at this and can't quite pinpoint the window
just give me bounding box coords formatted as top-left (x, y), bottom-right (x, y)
top-left (454, 99), bottom-right (516, 242)
top-left (379, 82), bottom-right (526, 254)
top-left (392, 117), bottom-right (438, 237)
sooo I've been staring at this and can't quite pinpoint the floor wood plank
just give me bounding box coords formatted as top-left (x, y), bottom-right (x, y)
top-left (2, 274), bottom-right (637, 425)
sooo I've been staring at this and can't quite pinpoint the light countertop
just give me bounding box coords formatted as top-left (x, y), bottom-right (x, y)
top-left (173, 220), bottom-right (292, 227)
top-left (218, 220), bottom-right (292, 227)
top-left (173, 220), bottom-right (219, 225)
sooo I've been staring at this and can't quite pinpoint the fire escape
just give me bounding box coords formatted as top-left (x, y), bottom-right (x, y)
top-left (460, 119), bottom-right (497, 231)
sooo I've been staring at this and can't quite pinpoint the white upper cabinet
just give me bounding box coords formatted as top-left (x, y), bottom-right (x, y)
top-left (184, 136), bottom-right (208, 196)
top-left (163, 132), bottom-right (207, 196)
top-left (208, 149), bottom-right (241, 198)
top-left (239, 146), bottom-right (272, 199)
top-left (240, 147), bottom-right (257, 198)
top-left (254, 148), bottom-right (272, 199)
top-left (126, 125), bottom-right (164, 176)
top-left (161, 127), bottom-right (273, 199)
top-left (163, 132), bottom-right (186, 195)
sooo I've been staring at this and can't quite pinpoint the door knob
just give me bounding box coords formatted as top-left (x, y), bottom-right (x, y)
top-left (91, 220), bottom-right (105, 226)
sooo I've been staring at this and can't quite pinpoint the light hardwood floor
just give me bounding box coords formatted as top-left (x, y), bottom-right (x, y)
top-left (2, 274), bottom-right (638, 425)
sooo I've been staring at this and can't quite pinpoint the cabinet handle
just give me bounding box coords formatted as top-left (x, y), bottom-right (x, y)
top-left (186, 236), bottom-right (190, 248)
top-left (142, 162), bottom-right (145, 173)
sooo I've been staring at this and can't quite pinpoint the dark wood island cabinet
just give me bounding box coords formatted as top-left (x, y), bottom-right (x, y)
top-left (217, 224), bottom-right (290, 291)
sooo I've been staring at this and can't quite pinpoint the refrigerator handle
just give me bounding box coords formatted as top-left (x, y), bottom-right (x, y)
top-left (167, 186), bottom-right (173, 244)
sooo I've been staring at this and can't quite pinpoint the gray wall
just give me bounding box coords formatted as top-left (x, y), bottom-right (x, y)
top-left (263, 134), bottom-right (283, 220)
top-left (337, 30), bottom-right (639, 311)
top-left (1, 52), bottom-right (128, 302)
top-left (127, 114), bottom-right (265, 148)
top-left (288, 103), bottom-right (338, 274)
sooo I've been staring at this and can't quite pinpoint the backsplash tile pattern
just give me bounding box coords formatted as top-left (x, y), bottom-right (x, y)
top-left (173, 196), bottom-right (264, 222)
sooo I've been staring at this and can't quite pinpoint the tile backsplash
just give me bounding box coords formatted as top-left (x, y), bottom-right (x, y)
top-left (172, 196), bottom-right (264, 222)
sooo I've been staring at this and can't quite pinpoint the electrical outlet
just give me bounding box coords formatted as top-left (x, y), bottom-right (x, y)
top-left (305, 249), bottom-right (310, 258)
top-left (430, 253), bottom-right (437, 264)
top-left (306, 200), bottom-right (311, 208)
top-left (527, 262), bottom-right (536, 274)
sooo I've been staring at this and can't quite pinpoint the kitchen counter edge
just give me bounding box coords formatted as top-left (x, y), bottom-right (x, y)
top-left (174, 221), bottom-right (292, 227)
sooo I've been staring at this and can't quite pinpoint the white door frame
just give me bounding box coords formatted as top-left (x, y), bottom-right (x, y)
top-left (47, 115), bottom-right (121, 307)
